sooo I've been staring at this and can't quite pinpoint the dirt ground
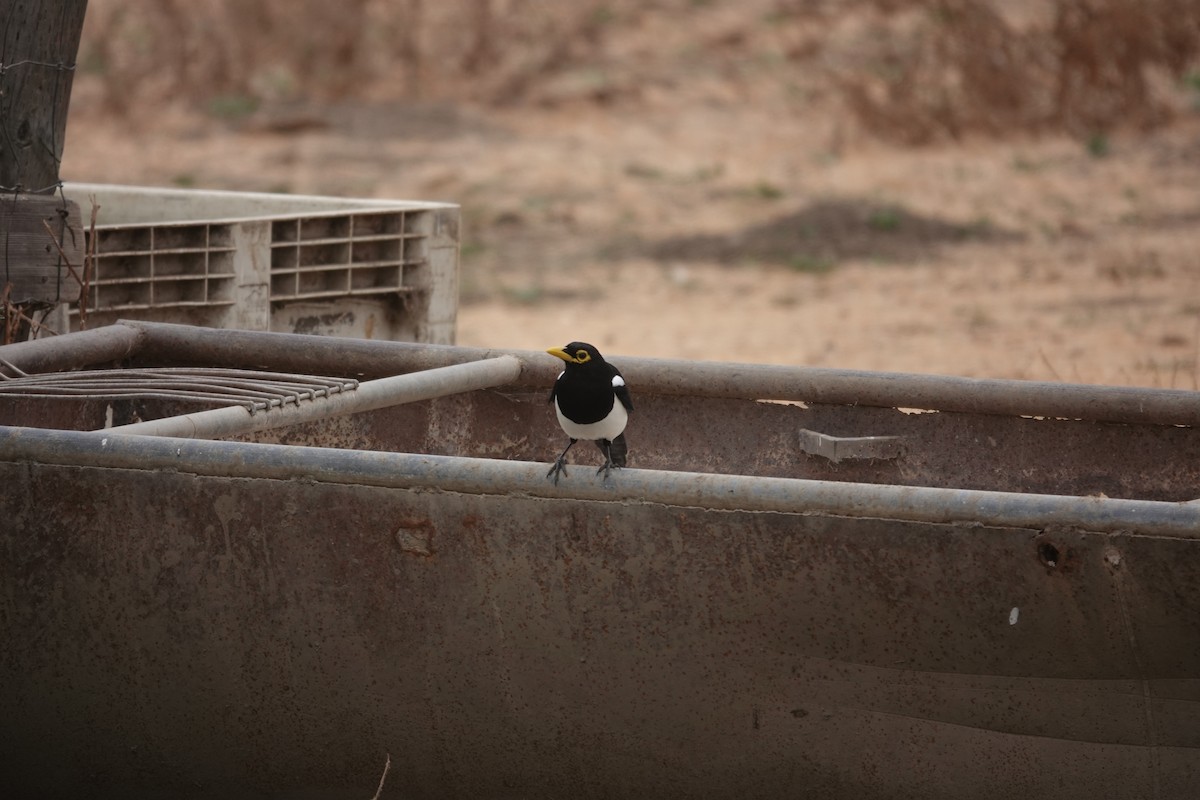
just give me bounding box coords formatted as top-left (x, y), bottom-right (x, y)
top-left (60, 71), bottom-right (1200, 389)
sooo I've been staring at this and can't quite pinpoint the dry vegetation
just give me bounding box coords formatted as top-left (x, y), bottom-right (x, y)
top-left (79, 0), bottom-right (1200, 132)
top-left (63, 0), bottom-right (1200, 386)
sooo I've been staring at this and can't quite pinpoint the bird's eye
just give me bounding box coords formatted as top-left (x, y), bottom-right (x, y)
top-left (575, 349), bottom-right (591, 363)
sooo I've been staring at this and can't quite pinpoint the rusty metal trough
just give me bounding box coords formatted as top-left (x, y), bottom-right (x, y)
top-left (1, 320), bottom-right (1198, 799)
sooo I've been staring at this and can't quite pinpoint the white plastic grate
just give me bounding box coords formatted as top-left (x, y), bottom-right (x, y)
top-left (268, 209), bottom-right (429, 301)
top-left (63, 183), bottom-right (460, 343)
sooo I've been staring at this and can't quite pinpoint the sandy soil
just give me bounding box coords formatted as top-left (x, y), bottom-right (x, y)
top-left (60, 85), bottom-right (1200, 389)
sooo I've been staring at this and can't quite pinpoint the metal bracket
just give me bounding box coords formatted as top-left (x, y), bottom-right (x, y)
top-left (798, 428), bottom-right (907, 463)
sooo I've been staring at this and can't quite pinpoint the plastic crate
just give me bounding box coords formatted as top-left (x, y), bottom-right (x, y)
top-left (63, 183), bottom-right (459, 343)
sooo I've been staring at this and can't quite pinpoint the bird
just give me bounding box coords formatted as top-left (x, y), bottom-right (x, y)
top-left (545, 341), bottom-right (632, 485)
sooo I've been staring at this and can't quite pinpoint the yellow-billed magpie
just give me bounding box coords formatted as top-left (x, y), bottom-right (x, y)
top-left (546, 341), bottom-right (632, 484)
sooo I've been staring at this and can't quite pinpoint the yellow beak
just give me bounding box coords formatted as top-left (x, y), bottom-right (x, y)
top-left (546, 346), bottom-right (572, 362)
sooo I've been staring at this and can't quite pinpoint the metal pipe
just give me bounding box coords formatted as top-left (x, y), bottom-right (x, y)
top-left (0, 324), bottom-right (143, 378)
top-left (120, 320), bottom-right (1200, 426)
top-left (1, 424), bottom-right (1197, 537)
top-left (125, 319), bottom-right (477, 377)
top-left (102, 355), bottom-right (523, 439)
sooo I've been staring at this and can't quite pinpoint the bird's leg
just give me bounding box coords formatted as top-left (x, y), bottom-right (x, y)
top-left (596, 439), bottom-right (617, 483)
top-left (547, 438), bottom-right (577, 485)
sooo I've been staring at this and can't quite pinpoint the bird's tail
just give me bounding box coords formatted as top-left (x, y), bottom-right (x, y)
top-left (604, 433), bottom-right (628, 468)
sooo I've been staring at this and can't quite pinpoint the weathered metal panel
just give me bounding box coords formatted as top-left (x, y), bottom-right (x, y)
top-left (2, 322), bottom-right (1199, 798)
top-left (2, 455), bottom-right (1198, 799)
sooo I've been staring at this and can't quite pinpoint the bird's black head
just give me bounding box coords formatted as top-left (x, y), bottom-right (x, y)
top-left (547, 341), bottom-right (606, 367)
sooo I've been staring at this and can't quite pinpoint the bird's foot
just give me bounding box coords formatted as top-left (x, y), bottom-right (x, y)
top-left (546, 458), bottom-right (569, 485)
top-left (595, 460), bottom-right (619, 486)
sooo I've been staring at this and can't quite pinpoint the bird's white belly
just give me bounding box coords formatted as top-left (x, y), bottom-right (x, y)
top-left (556, 399), bottom-right (627, 441)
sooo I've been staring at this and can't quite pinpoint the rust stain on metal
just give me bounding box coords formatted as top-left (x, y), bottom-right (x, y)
top-left (393, 517), bottom-right (435, 557)
top-left (1035, 530), bottom-right (1080, 574)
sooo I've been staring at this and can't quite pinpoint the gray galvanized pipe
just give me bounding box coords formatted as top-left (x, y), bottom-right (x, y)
top-left (117, 320), bottom-right (1200, 427)
top-left (1, 424), bottom-right (1197, 536)
top-left (0, 324), bottom-right (143, 378)
top-left (102, 355), bottom-right (523, 439)
top-left (4, 320), bottom-right (1199, 426)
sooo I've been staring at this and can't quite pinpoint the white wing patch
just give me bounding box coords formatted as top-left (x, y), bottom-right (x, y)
top-left (612, 375), bottom-right (625, 388)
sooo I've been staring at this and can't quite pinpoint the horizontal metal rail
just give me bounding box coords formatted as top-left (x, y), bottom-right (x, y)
top-left (1, 424), bottom-right (1197, 537)
top-left (101, 355), bottom-right (523, 439)
top-left (117, 321), bottom-right (1200, 427)
top-left (0, 324), bottom-right (143, 378)
top-left (2, 321), bottom-right (1198, 426)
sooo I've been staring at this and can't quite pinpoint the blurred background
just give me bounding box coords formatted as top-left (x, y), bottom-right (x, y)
top-left (61, 0), bottom-right (1200, 385)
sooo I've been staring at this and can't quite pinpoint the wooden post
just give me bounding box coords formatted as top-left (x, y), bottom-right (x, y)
top-left (0, 1), bottom-right (88, 192)
top-left (0, 0), bottom-right (89, 341)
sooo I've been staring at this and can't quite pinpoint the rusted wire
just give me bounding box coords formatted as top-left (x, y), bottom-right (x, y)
top-left (0, 366), bottom-right (358, 413)
top-left (0, 356), bottom-right (28, 379)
